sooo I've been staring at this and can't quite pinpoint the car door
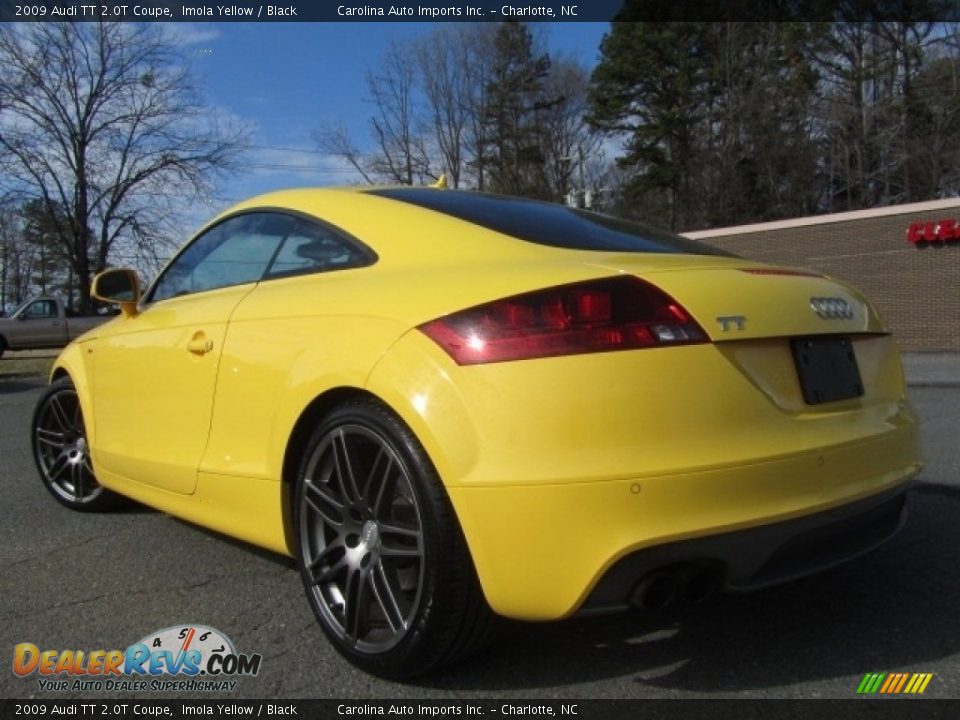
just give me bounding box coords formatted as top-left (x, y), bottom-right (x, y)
top-left (91, 213), bottom-right (294, 495)
top-left (15, 299), bottom-right (63, 346)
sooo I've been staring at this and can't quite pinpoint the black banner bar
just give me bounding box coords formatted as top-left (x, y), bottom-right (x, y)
top-left (4, 0), bottom-right (617, 23)
top-left (2, 700), bottom-right (960, 720)
top-left (2, 0), bottom-right (960, 22)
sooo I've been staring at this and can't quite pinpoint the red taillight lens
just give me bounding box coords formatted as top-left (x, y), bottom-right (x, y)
top-left (419, 276), bottom-right (707, 365)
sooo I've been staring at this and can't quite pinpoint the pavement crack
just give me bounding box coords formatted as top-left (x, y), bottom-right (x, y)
top-left (0, 530), bottom-right (120, 570)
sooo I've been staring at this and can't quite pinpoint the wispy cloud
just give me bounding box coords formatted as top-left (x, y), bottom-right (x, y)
top-left (162, 23), bottom-right (221, 48)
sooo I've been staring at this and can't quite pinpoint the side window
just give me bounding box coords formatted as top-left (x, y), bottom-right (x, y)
top-left (151, 213), bottom-right (292, 303)
top-left (265, 218), bottom-right (370, 279)
top-left (24, 300), bottom-right (56, 319)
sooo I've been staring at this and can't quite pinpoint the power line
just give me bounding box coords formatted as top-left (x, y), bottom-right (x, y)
top-left (243, 162), bottom-right (360, 173)
top-left (247, 144), bottom-right (336, 155)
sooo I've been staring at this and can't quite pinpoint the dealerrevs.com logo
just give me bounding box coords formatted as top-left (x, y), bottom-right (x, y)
top-left (12, 624), bottom-right (262, 693)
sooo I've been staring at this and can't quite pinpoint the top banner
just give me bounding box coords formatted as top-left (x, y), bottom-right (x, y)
top-left (3, 0), bottom-right (960, 22)
top-left (7, 0), bottom-right (613, 22)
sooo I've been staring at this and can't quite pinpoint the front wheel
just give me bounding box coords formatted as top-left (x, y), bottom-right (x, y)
top-left (32, 377), bottom-right (122, 511)
top-left (294, 398), bottom-right (493, 678)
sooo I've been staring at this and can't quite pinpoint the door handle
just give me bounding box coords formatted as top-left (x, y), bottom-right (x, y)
top-left (186, 332), bottom-right (214, 355)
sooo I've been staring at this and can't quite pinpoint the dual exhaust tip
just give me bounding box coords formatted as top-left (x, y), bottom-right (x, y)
top-left (629, 565), bottom-right (722, 610)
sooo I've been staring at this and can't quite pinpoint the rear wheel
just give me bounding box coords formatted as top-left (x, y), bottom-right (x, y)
top-left (31, 377), bottom-right (121, 511)
top-left (294, 398), bottom-right (493, 678)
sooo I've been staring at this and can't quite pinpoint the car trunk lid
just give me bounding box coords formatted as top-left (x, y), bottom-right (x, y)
top-left (584, 254), bottom-right (887, 342)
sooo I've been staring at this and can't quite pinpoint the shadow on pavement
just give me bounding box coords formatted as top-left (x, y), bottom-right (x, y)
top-left (0, 376), bottom-right (46, 394)
top-left (413, 482), bottom-right (959, 694)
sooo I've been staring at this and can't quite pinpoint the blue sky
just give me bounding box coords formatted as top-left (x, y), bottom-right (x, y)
top-left (171, 22), bottom-right (611, 221)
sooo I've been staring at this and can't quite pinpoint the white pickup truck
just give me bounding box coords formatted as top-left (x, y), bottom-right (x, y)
top-left (0, 297), bottom-right (111, 357)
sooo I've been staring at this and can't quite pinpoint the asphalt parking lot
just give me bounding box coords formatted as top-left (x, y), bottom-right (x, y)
top-left (0, 376), bottom-right (958, 700)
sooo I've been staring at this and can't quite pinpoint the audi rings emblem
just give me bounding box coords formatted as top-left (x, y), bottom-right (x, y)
top-left (810, 297), bottom-right (854, 320)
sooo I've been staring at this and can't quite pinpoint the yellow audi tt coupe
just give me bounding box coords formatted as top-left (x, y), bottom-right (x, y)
top-left (32, 187), bottom-right (922, 678)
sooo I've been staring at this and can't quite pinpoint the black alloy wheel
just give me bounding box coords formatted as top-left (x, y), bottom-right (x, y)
top-left (32, 377), bottom-right (120, 511)
top-left (294, 398), bottom-right (494, 678)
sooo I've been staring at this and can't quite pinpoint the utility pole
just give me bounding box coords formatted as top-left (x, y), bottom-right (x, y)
top-left (1, 241), bottom-right (7, 315)
top-left (576, 146), bottom-right (585, 209)
top-left (562, 147), bottom-right (588, 209)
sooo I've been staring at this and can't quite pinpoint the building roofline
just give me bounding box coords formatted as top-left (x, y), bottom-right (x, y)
top-left (683, 197), bottom-right (960, 239)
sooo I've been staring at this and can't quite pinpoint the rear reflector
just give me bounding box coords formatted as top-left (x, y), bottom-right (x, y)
top-left (419, 276), bottom-right (707, 365)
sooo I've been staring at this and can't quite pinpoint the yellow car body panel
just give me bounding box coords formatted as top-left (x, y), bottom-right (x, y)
top-left (47, 187), bottom-right (923, 624)
top-left (48, 340), bottom-right (97, 442)
top-left (365, 330), bottom-right (920, 618)
top-left (93, 464), bottom-right (289, 556)
top-left (90, 284), bottom-right (256, 495)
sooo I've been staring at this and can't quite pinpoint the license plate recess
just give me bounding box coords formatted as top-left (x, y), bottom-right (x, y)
top-left (791, 336), bottom-right (864, 405)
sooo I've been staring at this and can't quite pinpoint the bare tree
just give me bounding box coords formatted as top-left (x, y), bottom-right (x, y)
top-left (316, 40), bottom-right (431, 186)
top-left (0, 203), bottom-right (25, 313)
top-left (0, 22), bottom-right (247, 311)
top-left (0, 200), bottom-right (43, 312)
top-left (414, 26), bottom-right (473, 188)
top-left (315, 23), bottom-right (604, 202)
top-left (313, 121), bottom-right (378, 184)
top-left (365, 41), bottom-right (431, 184)
top-left (540, 56), bottom-right (602, 204)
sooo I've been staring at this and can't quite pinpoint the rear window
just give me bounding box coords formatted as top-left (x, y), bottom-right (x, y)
top-left (369, 188), bottom-right (730, 256)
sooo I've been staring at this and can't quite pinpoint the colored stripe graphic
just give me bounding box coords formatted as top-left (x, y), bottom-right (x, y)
top-left (857, 672), bottom-right (932, 695)
top-left (857, 673), bottom-right (886, 694)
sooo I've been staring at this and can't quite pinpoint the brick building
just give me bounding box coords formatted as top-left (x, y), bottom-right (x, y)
top-left (684, 199), bottom-right (960, 352)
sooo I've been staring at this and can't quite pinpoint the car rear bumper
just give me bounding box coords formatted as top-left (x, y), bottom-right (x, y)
top-left (580, 482), bottom-right (909, 614)
top-left (447, 426), bottom-right (921, 620)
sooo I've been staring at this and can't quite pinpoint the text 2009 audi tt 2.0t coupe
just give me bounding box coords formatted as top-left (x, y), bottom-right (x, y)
top-left (32, 187), bottom-right (922, 678)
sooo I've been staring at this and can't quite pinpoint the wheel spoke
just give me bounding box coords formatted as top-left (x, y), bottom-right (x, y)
top-left (47, 395), bottom-right (74, 433)
top-left (311, 551), bottom-right (349, 586)
top-left (303, 480), bottom-right (346, 526)
top-left (36, 428), bottom-right (65, 449)
top-left (366, 449), bottom-right (394, 517)
top-left (343, 567), bottom-right (370, 639)
top-left (370, 560), bottom-right (405, 633)
top-left (46, 453), bottom-right (70, 483)
top-left (332, 430), bottom-right (362, 504)
top-left (306, 538), bottom-right (343, 569)
top-left (71, 460), bottom-right (84, 500)
top-left (378, 522), bottom-right (422, 558)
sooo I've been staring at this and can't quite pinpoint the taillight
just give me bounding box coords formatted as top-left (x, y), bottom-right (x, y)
top-left (419, 276), bottom-right (707, 365)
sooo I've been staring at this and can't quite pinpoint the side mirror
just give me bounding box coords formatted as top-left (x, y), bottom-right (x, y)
top-left (92, 268), bottom-right (142, 318)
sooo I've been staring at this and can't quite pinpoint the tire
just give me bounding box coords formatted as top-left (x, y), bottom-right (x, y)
top-left (31, 377), bottom-right (122, 511)
top-left (0, 337), bottom-right (6, 358)
top-left (294, 398), bottom-right (494, 679)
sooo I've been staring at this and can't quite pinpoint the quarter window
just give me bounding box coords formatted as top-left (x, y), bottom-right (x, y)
top-left (265, 219), bottom-right (369, 279)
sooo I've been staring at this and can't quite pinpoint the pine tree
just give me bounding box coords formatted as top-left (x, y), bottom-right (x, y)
top-left (482, 23), bottom-right (554, 199)
top-left (588, 22), bottom-right (713, 229)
